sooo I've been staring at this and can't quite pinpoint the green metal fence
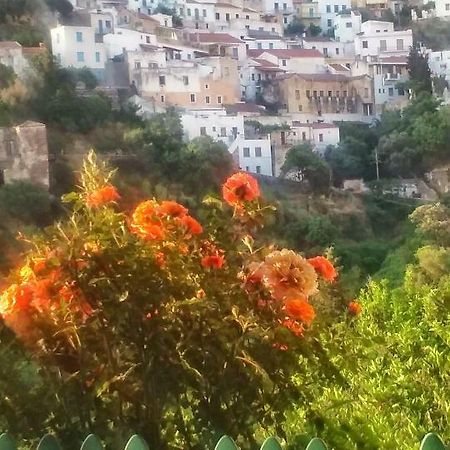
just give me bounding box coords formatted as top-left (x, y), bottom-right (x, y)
top-left (0, 432), bottom-right (447, 450)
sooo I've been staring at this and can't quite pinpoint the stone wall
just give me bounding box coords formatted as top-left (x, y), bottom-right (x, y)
top-left (0, 121), bottom-right (49, 188)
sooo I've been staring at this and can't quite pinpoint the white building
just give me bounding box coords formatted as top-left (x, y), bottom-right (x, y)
top-left (354, 21), bottom-right (413, 59)
top-left (291, 121), bottom-right (340, 153)
top-left (0, 42), bottom-right (28, 76)
top-left (435, 0), bottom-right (450, 18)
top-left (317, 0), bottom-right (352, 32)
top-left (103, 28), bottom-right (158, 58)
top-left (50, 25), bottom-right (107, 80)
top-left (428, 50), bottom-right (450, 81)
top-left (334, 10), bottom-right (361, 53)
top-left (302, 36), bottom-right (347, 58)
top-left (181, 108), bottom-right (272, 175)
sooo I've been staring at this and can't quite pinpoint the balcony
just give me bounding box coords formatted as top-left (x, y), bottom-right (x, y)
top-left (383, 73), bottom-right (400, 84)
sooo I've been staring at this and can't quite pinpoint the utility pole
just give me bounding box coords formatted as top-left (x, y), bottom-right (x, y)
top-left (375, 147), bottom-right (380, 181)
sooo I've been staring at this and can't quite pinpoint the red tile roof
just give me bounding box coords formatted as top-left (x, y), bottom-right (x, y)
top-left (261, 48), bottom-right (324, 58)
top-left (329, 63), bottom-right (350, 72)
top-left (378, 55), bottom-right (408, 64)
top-left (247, 49), bottom-right (265, 58)
top-left (190, 32), bottom-right (243, 44)
top-left (0, 41), bottom-right (21, 48)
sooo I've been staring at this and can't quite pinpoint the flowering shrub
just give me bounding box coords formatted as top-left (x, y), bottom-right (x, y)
top-left (0, 153), bottom-right (339, 448)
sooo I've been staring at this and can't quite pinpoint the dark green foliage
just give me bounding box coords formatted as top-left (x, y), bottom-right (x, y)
top-left (407, 46), bottom-right (432, 95)
top-left (285, 19), bottom-right (306, 36)
top-left (0, 181), bottom-right (53, 227)
top-left (309, 23), bottom-right (322, 37)
top-left (282, 144), bottom-right (330, 193)
top-left (412, 18), bottom-right (450, 51)
top-left (154, 3), bottom-right (182, 27)
top-left (44, 0), bottom-right (73, 16)
top-left (0, 63), bottom-right (16, 89)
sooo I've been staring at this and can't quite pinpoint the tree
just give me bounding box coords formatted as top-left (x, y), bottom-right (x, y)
top-left (407, 46), bottom-right (432, 95)
top-left (285, 18), bottom-right (306, 36)
top-left (309, 23), bottom-right (322, 37)
top-left (45, 0), bottom-right (73, 16)
top-left (282, 144), bottom-right (331, 193)
top-left (0, 154), bottom-right (340, 449)
top-left (154, 3), bottom-right (183, 27)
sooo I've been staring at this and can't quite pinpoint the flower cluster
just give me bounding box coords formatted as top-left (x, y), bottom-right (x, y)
top-left (246, 250), bottom-right (337, 336)
top-left (86, 184), bottom-right (120, 208)
top-left (222, 172), bottom-right (260, 209)
top-left (130, 200), bottom-right (203, 241)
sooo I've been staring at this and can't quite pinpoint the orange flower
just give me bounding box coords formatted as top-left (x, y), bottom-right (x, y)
top-left (284, 298), bottom-right (315, 326)
top-left (0, 283), bottom-right (33, 317)
top-left (282, 318), bottom-right (304, 337)
top-left (86, 184), bottom-right (120, 208)
top-left (179, 215), bottom-right (203, 235)
top-left (130, 200), bottom-right (165, 241)
top-left (222, 172), bottom-right (260, 207)
top-left (159, 201), bottom-right (188, 218)
top-left (201, 254), bottom-right (225, 269)
top-left (32, 258), bottom-right (47, 275)
top-left (196, 289), bottom-right (206, 299)
top-left (307, 256), bottom-right (337, 282)
top-left (348, 301), bottom-right (362, 316)
top-left (260, 249), bottom-right (318, 301)
top-left (32, 278), bottom-right (53, 312)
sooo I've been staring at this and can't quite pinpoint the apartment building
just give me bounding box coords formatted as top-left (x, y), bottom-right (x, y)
top-left (334, 10), bottom-right (361, 49)
top-left (317, 0), bottom-right (352, 31)
top-left (294, 0), bottom-right (321, 29)
top-left (302, 37), bottom-right (347, 59)
top-left (266, 72), bottom-right (374, 115)
top-left (435, 0), bottom-right (450, 18)
top-left (187, 32), bottom-right (247, 60)
top-left (103, 27), bottom-right (158, 58)
top-left (243, 30), bottom-right (287, 51)
top-left (354, 21), bottom-right (413, 59)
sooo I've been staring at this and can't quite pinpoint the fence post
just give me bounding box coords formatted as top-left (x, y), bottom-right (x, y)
top-left (214, 436), bottom-right (239, 450)
top-left (260, 437), bottom-right (282, 450)
top-left (81, 434), bottom-right (104, 450)
top-left (420, 433), bottom-right (446, 450)
top-left (305, 438), bottom-right (328, 450)
top-left (124, 435), bottom-right (149, 450)
top-left (0, 433), bottom-right (16, 450)
top-left (37, 435), bottom-right (62, 450)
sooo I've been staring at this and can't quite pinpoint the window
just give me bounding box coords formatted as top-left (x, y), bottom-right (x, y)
top-left (396, 39), bottom-right (404, 50)
top-left (309, 7), bottom-right (314, 16)
top-left (313, 90), bottom-right (317, 97)
top-left (323, 48), bottom-right (328, 57)
top-left (226, 13), bottom-right (230, 21)
top-left (245, 166), bottom-right (250, 171)
top-left (190, 93), bottom-right (196, 102)
top-left (306, 89), bottom-right (311, 97)
top-left (283, 17), bottom-right (287, 23)
top-left (95, 52), bottom-right (100, 63)
top-left (246, 15), bottom-right (250, 19)
top-left (200, 126), bottom-right (207, 136)
top-left (215, 12), bottom-right (220, 19)
top-left (257, 42), bottom-right (262, 49)
top-left (243, 147), bottom-right (250, 157)
top-left (146, 35), bottom-right (151, 43)
top-left (326, 4), bottom-right (331, 12)
top-left (328, 90), bottom-right (332, 97)
top-left (159, 75), bottom-right (165, 85)
top-left (274, 2), bottom-right (279, 9)
top-left (236, 13), bottom-right (239, 18)
top-left (342, 4), bottom-right (346, 9)
top-left (298, 104), bottom-right (302, 111)
top-left (327, 19), bottom-right (332, 27)
top-left (269, 42), bottom-right (274, 49)
top-left (336, 47), bottom-right (340, 55)
top-left (319, 90), bottom-right (324, 97)
top-left (336, 90), bottom-right (340, 97)
top-left (76, 31), bottom-right (83, 42)
top-left (302, 131), bottom-right (307, 140)
top-left (160, 95), bottom-right (165, 102)
top-left (76, 51), bottom-right (84, 62)
top-left (364, 87), bottom-right (369, 97)
top-left (255, 147), bottom-right (262, 157)
top-left (203, 9), bottom-right (207, 17)
top-left (256, 165), bottom-right (261, 174)
top-left (205, 96), bottom-right (210, 103)
top-left (346, 22), bottom-right (352, 28)
top-left (319, 133), bottom-right (323, 142)
top-left (388, 87), bottom-right (394, 96)
top-left (183, 76), bottom-right (189, 85)
top-left (282, 59), bottom-right (287, 66)
top-left (283, 2), bottom-right (287, 9)
top-left (446, 3), bottom-right (450, 9)
top-left (295, 89), bottom-right (300, 99)
top-left (187, 8), bottom-right (191, 15)
top-left (217, 96), bottom-right (222, 103)
top-left (219, 127), bottom-right (226, 137)
top-left (105, 20), bottom-right (111, 29)
top-left (343, 90), bottom-right (347, 97)
top-left (251, 73), bottom-right (255, 81)
top-left (380, 40), bottom-right (387, 51)
top-left (362, 40), bottom-right (368, 48)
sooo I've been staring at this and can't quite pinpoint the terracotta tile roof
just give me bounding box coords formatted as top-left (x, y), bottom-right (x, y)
top-left (251, 58), bottom-right (279, 67)
top-left (22, 46), bottom-right (46, 57)
top-left (0, 41), bottom-right (21, 48)
top-left (261, 48), bottom-right (324, 58)
top-left (329, 63), bottom-right (350, 72)
top-left (251, 58), bottom-right (285, 71)
top-left (189, 32), bottom-right (244, 44)
top-left (247, 49), bottom-right (265, 58)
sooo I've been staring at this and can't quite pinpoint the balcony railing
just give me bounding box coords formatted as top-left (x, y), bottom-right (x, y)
top-left (383, 73), bottom-right (401, 84)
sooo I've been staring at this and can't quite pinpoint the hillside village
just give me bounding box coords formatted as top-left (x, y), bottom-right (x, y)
top-left (0, 0), bottom-right (450, 195)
